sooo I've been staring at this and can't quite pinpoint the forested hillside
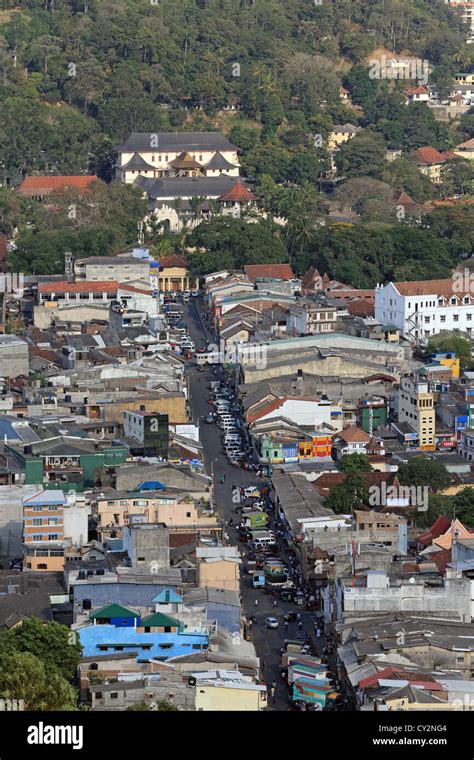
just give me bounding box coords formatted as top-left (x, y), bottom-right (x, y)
top-left (0, 0), bottom-right (469, 180)
top-left (2, 0), bottom-right (474, 281)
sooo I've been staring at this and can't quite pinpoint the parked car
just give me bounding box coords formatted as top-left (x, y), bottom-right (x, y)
top-left (204, 413), bottom-right (215, 424)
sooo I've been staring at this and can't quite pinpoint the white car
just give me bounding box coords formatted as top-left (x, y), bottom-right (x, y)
top-left (265, 617), bottom-right (279, 629)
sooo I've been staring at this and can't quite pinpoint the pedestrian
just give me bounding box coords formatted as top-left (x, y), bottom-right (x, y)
top-left (316, 627), bottom-right (321, 639)
top-left (254, 599), bottom-right (258, 607)
top-left (296, 612), bottom-right (301, 622)
top-left (298, 621), bottom-right (303, 631)
top-left (270, 686), bottom-right (276, 704)
top-left (284, 620), bottom-right (288, 631)
top-left (271, 680), bottom-right (276, 690)
top-left (273, 599), bottom-right (277, 608)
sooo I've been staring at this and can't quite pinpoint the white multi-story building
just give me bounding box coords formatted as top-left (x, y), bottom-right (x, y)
top-left (375, 279), bottom-right (474, 343)
top-left (446, 0), bottom-right (474, 44)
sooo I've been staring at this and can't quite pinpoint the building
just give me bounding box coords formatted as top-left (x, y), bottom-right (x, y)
top-left (123, 411), bottom-right (169, 458)
top-left (374, 279), bottom-right (474, 343)
top-left (115, 132), bottom-right (240, 184)
top-left (196, 546), bottom-right (241, 593)
top-left (157, 254), bottom-right (195, 292)
top-left (0, 335), bottom-right (28, 378)
top-left (446, 0), bottom-right (474, 44)
top-left (397, 372), bottom-right (436, 451)
top-left (136, 176), bottom-right (257, 232)
top-left (74, 256), bottom-right (151, 283)
top-left (77, 603), bottom-right (209, 662)
top-left (22, 489), bottom-right (88, 572)
top-left (287, 302), bottom-right (338, 335)
top-left (123, 523), bottom-right (170, 572)
top-left (16, 175), bottom-right (98, 201)
top-left (331, 426), bottom-right (374, 459)
top-left (413, 146), bottom-right (454, 182)
top-left (327, 124), bottom-right (362, 150)
top-left (453, 137), bottom-right (474, 160)
top-left (193, 672), bottom-right (267, 711)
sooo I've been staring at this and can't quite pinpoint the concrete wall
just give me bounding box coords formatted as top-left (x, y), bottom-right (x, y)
top-left (343, 578), bottom-right (471, 621)
top-left (0, 338), bottom-right (28, 378)
top-left (104, 396), bottom-right (187, 424)
top-left (123, 524), bottom-right (170, 571)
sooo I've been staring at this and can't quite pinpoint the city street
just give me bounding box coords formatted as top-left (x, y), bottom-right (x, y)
top-left (181, 297), bottom-right (324, 710)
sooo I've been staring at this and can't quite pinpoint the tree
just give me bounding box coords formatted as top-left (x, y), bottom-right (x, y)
top-left (325, 473), bottom-right (370, 514)
top-left (127, 699), bottom-right (178, 711)
top-left (0, 652), bottom-right (77, 711)
top-left (336, 132), bottom-right (386, 179)
top-left (383, 158), bottom-right (435, 203)
top-left (427, 331), bottom-right (474, 370)
top-left (398, 456), bottom-right (450, 493)
top-left (187, 217), bottom-right (288, 273)
top-left (339, 454), bottom-right (373, 473)
top-left (0, 618), bottom-right (82, 681)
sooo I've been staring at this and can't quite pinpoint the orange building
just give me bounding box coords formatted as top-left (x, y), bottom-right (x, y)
top-left (298, 435), bottom-right (332, 460)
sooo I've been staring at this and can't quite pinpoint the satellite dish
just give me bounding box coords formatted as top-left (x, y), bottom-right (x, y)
top-left (409, 576), bottom-right (416, 584)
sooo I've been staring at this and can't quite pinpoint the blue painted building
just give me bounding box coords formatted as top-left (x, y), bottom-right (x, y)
top-left (79, 611), bottom-right (208, 662)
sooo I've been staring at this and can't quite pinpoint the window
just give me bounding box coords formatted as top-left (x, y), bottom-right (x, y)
top-left (32, 506), bottom-right (43, 512)
top-left (110, 692), bottom-right (119, 699)
top-left (32, 518), bottom-right (42, 526)
top-left (164, 626), bottom-right (172, 633)
top-left (440, 315), bottom-right (446, 323)
top-left (192, 643), bottom-right (203, 650)
top-left (48, 534), bottom-right (59, 541)
top-left (95, 692), bottom-right (103, 699)
top-left (48, 505), bottom-right (58, 511)
top-left (32, 534), bottom-right (43, 542)
top-left (468, 314), bottom-right (472, 321)
top-left (159, 643), bottom-right (173, 649)
top-left (48, 518), bottom-right (58, 526)
top-left (186, 512), bottom-right (191, 518)
top-left (454, 315), bottom-right (459, 322)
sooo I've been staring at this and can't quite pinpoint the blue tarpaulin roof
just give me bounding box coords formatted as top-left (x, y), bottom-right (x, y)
top-left (137, 481), bottom-right (167, 491)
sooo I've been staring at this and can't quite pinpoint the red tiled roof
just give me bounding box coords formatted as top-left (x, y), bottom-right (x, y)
top-left (118, 283), bottom-right (153, 295)
top-left (416, 515), bottom-right (451, 547)
top-left (159, 254), bottom-right (189, 268)
top-left (407, 86), bottom-right (429, 96)
top-left (345, 298), bottom-right (375, 317)
top-left (219, 180), bottom-right (257, 202)
top-left (17, 175), bottom-right (98, 195)
top-left (457, 138), bottom-right (474, 150)
top-left (393, 278), bottom-right (471, 298)
top-left (38, 281), bottom-right (118, 294)
top-left (244, 264), bottom-right (295, 282)
top-left (336, 426), bottom-right (372, 443)
top-left (414, 146), bottom-right (445, 165)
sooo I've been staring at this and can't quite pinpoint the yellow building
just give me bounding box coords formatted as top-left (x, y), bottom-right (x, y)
top-left (158, 254), bottom-right (195, 292)
top-left (398, 373), bottom-right (436, 451)
top-left (196, 547), bottom-right (241, 593)
top-left (327, 123), bottom-right (361, 150)
top-left (195, 680), bottom-right (267, 711)
top-left (100, 394), bottom-right (188, 424)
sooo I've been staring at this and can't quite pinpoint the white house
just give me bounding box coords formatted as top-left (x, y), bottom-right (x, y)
top-left (374, 279), bottom-right (474, 343)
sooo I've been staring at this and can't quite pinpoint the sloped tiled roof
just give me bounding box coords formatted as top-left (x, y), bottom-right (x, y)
top-left (244, 264), bottom-right (295, 282)
top-left (219, 179), bottom-right (257, 202)
top-left (38, 280), bottom-right (118, 294)
top-left (17, 175), bottom-right (98, 195)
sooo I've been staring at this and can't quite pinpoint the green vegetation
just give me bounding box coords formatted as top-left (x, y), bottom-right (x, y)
top-left (325, 472), bottom-right (370, 514)
top-left (339, 454), bottom-right (373, 473)
top-left (0, 618), bottom-right (82, 710)
top-left (427, 331), bottom-right (474, 369)
top-left (398, 456), bottom-right (451, 493)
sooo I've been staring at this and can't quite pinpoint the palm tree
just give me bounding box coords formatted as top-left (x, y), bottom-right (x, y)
top-left (172, 197), bottom-right (183, 231)
top-left (189, 195), bottom-right (207, 226)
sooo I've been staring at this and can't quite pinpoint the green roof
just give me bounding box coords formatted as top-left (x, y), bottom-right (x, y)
top-left (89, 603), bottom-right (140, 620)
top-left (139, 612), bottom-right (181, 628)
